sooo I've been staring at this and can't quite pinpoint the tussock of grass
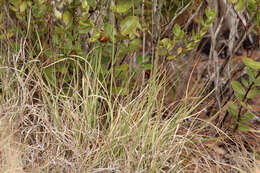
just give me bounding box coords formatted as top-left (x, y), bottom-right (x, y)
top-left (1, 51), bottom-right (259, 173)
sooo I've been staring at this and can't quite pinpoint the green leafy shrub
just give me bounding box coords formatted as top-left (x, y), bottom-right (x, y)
top-left (228, 58), bottom-right (260, 131)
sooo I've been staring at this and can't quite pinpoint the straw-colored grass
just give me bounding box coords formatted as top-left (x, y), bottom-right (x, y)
top-left (1, 49), bottom-right (259, 173)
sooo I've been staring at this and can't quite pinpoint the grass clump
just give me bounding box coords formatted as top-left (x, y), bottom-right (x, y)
top-left (1, 51), bottom-right (259, 172)
top-left (0, 0), bottom-right (260, 172)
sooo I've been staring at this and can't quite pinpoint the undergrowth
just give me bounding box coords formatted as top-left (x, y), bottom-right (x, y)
top-left (0, 50), bottom-right (259, 172)
top-left (0, 0), bottom-right (260, 172)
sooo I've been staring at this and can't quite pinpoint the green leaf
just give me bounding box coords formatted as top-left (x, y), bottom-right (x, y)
top-left (129, 39), bottom-right (141, 51)
top-left (144, 56), bottom-right (150, 63)
top-left (136, 55), bottom-right (142, 64)
top-left (237, 122), bottom-right (250, 131)
top-left (235, 0), bottom-right (245, 11)
top-left (241, 112), bottom-right (255, 122)
top-left (137, 55), bottom-right (150, 64)
top-left (10, 2), bottom-right (18, 12)
top-left (66, 0), bottom-right (73, 4)
top-left (200, 27), bottom-right (208, 37)
top-left (120, 16), bottom-right (141, 36)
top-left (115, 64), bottom-right (129, 72)
top-left (20, 1), bottom-right (27, 13)
top-left (0, 31), bottom-right (14, 40)
top-left (247, 89), bottom-right (259, 99)
top-left (243, 58), bottom-right (260, 70)
top-left (177, 47), bottom-right (182, 55)
top-left (241, 77), bottom-right (249, 88)
top-left (140, 64), bottom-right (152, 70)
top-left (255, 77), bottom-right (260, 86)
top-left (160, 38), bottom-right (175, 51)
top-left (62, 11), bottom-right (72, 26)
top-left (246, 66), bottom-right (257, 82)
top-left (167, 54), bottom-right (177, 60)
top-left (192, 31), bottom-right (199, 41)
top-left (79, 18), bottom-right (94, 27)
top-left (160, 38), bottom-right (170, 45)
top-left (104, 23), bottom-right (113, 36)
top-left (248, 0), bottom-right (257, 11)
top-left (82, 0), bottom-right (88, 8)
top-left (158, 48), bottom-right (168, 56)
top-left (79, 26), bottom-right (92, 34)
top-left (87, 0), bottom-right (96, 7)
top-left (234, 92), bottom-right (244, 101)
top-left (173, 24), bottom-right (184, 40)
top-left (111, 0), bottom-right (132, 13)
top-left (228, 102), bottom-right (238, 117)
top-left (173, 24), bottom-right (181, 35)
top-left (32, 4), bottom-right (46, 18)
top-left (240, 101), bottom-right (251, 110)
top-left (101, 56), bottom-right (110, 65)
top-left (54, 8), bottom-right (62, 19)
top-left (88, 29), bottom-right (100, 42)
top-left (200, 16), bottom-right (207, 27)
top-left (44, 67), bottom-right (57, 86)
top-left (205, 9), bottom-right (216, 20)
top-left (186, 42), bottom-right (196, 51)
top-left (231, 81), bottom-right (246, 95)
top-left (104, 23), bottom-right (116, 41)
top-left (55, 64), bottom-right (68, 74)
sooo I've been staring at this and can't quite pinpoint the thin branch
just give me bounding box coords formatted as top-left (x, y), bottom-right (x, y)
top-left (161, 1), bottom-right (192, 37)
top-left (184, 2), bottom-right (203, 30)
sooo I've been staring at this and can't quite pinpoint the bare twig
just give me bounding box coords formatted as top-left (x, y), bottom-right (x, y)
top-left (184, 2), bottom-right (203, 30)
top-left (161, 1), bottom-right (192, 37)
